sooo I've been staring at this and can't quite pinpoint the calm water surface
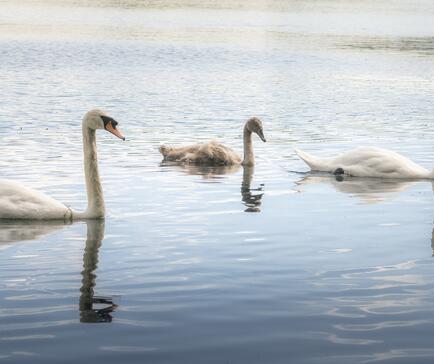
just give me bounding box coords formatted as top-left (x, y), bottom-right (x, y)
top-left (1, 1), bottom-right (434, 363)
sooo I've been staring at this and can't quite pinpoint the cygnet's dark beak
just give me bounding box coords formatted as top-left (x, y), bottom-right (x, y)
top-left (257, 129), bottom-right (266, 142)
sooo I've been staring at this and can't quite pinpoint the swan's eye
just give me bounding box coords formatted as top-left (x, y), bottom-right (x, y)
top-left (101, 115), bottom-right (118, 129)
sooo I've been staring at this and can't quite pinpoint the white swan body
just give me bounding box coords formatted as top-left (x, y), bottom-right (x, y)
top-left (159, 117), bottom-right (266, 166)
top-left (0, 110), bottom-right (125, 220)
top-left (0, 180), bottom-right (72, 220)
top-left (295, 146), bottom-right (434, 179)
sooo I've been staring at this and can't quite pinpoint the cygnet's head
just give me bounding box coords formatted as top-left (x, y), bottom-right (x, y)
top-left (83, 109), bottom-right (125, 140)
top-left (246, 117), bottom-right (266, 142)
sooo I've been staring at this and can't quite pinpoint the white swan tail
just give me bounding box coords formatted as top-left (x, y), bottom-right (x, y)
top-left (294, 148), bottom-right (328, 171)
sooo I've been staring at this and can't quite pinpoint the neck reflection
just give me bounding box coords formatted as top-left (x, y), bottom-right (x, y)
top-left (79, 219), bottom-right (117, 323)
top-left (159, 162), bottom-right (265, 212)
top-left (241, 166), bottom-right (264, 212)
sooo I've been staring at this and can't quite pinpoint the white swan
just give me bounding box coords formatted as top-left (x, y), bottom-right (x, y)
top-left (159, 117), bottom-right (266, 166)
top-left (295, 146), bottom-right (434, 179)
top-left (0, 110), bottom-right (125, 220)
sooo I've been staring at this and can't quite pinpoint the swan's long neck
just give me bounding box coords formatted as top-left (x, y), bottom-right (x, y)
top-left (242, 125), bottom-right (254, 166)
top-left (77, 125), bottom-right (105, 219)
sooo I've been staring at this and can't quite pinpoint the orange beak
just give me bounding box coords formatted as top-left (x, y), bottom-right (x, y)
top-left (106, 122), bottom-right (125, 141)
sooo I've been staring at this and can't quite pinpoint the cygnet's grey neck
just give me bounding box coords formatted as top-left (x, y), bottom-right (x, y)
top-left (242, 125), bottom-right (254, 166)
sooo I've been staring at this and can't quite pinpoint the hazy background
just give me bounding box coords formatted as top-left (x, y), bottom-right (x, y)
top-left (1, 1), bottom-right (434, 363)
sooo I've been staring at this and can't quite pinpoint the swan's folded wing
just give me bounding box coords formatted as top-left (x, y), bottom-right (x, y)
top-left (197, 141), bottom-right (241, 165)
top-left (0, 179), bottom-right (69, 220)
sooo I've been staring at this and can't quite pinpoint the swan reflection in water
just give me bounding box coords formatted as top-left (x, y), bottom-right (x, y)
top-left (298, 173), bottom-right (434, 256)
top-left (80, 219), bottom-right (118, 323)
top-left (0, 220), bottom-right (117, 322)
top-left (0, 220), bottom-right (70, 244)
top-left (162, 161), bottom-right (241, 180)
top-left (162, 162), bottom-right (264, 212)
top-left (295, 173), bottom-right (428, 204)
top-left (241, 166), bottom-right (264, 212)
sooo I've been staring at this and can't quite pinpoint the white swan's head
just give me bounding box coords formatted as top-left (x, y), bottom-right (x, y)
top-left (83, 109), bottom-right (125, 140)
top-left (246, 117), bottom-right (266, 142)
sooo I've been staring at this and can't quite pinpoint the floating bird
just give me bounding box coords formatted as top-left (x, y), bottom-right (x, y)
top-left (0, 109), bottom-right (125, 220)
top-left (295, 146), bottom-right (434, 179)
top-left (159, 117), bottom-right (266, 166)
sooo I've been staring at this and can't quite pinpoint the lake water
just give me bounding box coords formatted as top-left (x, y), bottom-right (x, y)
top-left (1, 0), bottom-right (434, 363)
